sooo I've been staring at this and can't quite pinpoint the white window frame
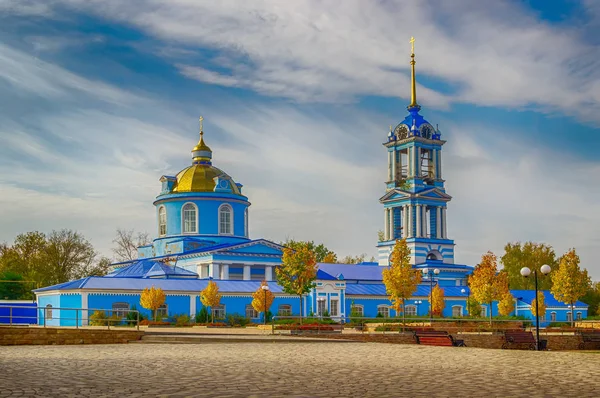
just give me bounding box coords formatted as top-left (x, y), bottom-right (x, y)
top-left (405, 305), bottom-right (417, 317)
top-left (245, 304), bottom-right (258, 319)
top-left (377, 305), bottom-right (390, 318)
top-left (45, 304), bottom-right (53, 320)
top-left (182, 202), bottom-right (198, 234)
top-left (550, 311), bottom-right (556, 322)
top-left (156, 304), bottom-right (168, 319)
top-left (218, 204), bottom-right (233, 235)
top-left (330, 299), bottom-right (339, 317)
top-left (452, 305), bottom-right (463, 317)
top-left (278, 304), bottom-right (292, 316)
top-left (244, 208), bottom-right (249, 237)
top-left (566, 311), bottom-right (572, 322)
top-left (112, 302), bottom-right (130, 319)
top-left (158, 206), bottom-right (167, 236)
top-left (317, 298), bottom-right (327, 315)
top-left (480, 305), bottom-right (487, 318)
top-left (576, 311), bottom-right (582, 321)
top-left (212, 305), bottom-right (226, 320)
top-left (351, 304), bottom-right (364, 317)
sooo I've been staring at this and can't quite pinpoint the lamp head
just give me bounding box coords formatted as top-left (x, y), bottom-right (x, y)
top-left (422, 268), bottom-right (428, 274)
top-left (520, 267), bottom-right (531, 277)
top-left (540, 264), bottom-right (551, 275)
top-left (261, 285), bottom-right (269, 291)
top-left (461, 288), bottom-right (466, 294)
top-left (433, 268), bottom-right (440, 275)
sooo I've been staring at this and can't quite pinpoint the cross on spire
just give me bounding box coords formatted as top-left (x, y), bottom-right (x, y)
top-left (410, 36), bottom-right (415, 54)
top-left (199, 116), bottom-right (204, 135)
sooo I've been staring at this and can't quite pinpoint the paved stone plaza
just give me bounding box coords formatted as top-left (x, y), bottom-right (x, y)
top-left (0, 342), bottom-right (598, 397)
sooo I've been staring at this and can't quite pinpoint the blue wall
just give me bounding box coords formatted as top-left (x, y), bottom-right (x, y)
top-left (0, 302), bottom-right (37, 324)
top-left (37, 295), bottom-right (61, 326)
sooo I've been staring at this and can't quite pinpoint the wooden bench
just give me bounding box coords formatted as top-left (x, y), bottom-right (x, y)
top-left (502, 331), bottom-right (540, 350)
top-left (578, 331), bottom-right (600, 349)
top-left (414, 330), bottom-right (465, 347)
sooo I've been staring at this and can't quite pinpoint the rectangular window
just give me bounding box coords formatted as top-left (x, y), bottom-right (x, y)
top-left (213, 305), bottom-right (226, 320)
top-left (351, 305), bottom-right (363, 317)
top-left (550, 312), bottom-right (556, 322)
top-left (378, 306), bottom-right (389, 318)
top-left (405, 305), bottom-right (417, 317)
top-left (317, 299), bottom-right (327, 315)
top-left (278, 305), bottom-right (292, 316)
top-left (576, 312), bottom-right (582, 321)
top-left (245, 305), bottom-right (258, 319)
top-left (566, 312), bottom-right (572, 322)
top-left (112, 302), bottom-right (130, 319)
top-left (330, 300), bottom-right (338, 316)
top-left (156, 304), bottom-right (168, 319)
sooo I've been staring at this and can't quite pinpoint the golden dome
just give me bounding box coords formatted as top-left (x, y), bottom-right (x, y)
top-left (172, 164), bottom-right (222, 193)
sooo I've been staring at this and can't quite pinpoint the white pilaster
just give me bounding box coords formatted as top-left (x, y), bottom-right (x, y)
top-left (389, 208), bottom-right (394, 239)
top-left (416, 205), bottom-right (423, 238)
top-left (384, 209), bottom-right (389, 241)
top-left (442, 208), bottom-right (447, 239)
top-left (243, 265), bottom-right (251, 281)
top-left (209, 263), bottom-right (220, 279)
top-left (422, 206), bottom-right (428, 237)
top-left (81, 292), bottom-right (88, 326)
top-left (438, 151), bottom-right (442, 179)
top-left (388, 151), bottom-right (392, 181)
top-left (190, 295), bottom-right (196, 317)
top-left (391, 150), bottom-right (396, 182)
top-left (436, 207), bottom-right (441, 239)
top-left (265, 266), bottom-right (273, 281)
top-left (407, 148), bottom-right (412, 177)
top-left (221, 264), bottom-right (229, 280)
top-left (408, 205), bottom-right (413, 238)
top-left (415, 147), bottom-right (420, 177)
top-left (403, 205), bottom-right (409, 238)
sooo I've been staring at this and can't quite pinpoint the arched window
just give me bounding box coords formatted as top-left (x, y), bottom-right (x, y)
top-left (405, 305), bottom-right (417, 317)
top-left (452, 305), bottom-right (463, 317)
top-left (566, 311), bottom-right (572, 322)
top-left (219, 204), bottom-right (233, 235)
top-left (278, 304), bottom-right (292, 316)
top-left (182, 203), bottom-right (197, 233)
top-left (576, 312), bottom-right (582, 321)
top-left (244, 208), bottom-right (249, 237)
top-left (45, 304), bottom-right (53, 320)
top-left (351, 304), bottom-right (364, 317)
top-left (377, 305), bottom-right (389, 318)
top-left (112, 302), bottom-right (130, 319)
top-left (158, 206), bottom-right (167, 236)
top-left (550, 312), bottom-right (556, 322)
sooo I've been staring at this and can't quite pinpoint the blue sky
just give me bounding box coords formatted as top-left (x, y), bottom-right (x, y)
top-left (0, 0), bottom-right (599, 278)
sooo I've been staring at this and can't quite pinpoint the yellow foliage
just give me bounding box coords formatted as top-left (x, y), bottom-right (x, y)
top-left (382, 239), bottom-right (421, 322)
top-left (551, 248), bottom-right (590, 306)
top-left (468, 252), bottom-right (508, 321)
top-left (252, 280), bottom-right (275, 314)
top-left (431, 285), bottom-right (445, 317)
top-left (322, 252), bottom-right (337, 263)
top-left (139, 286), bottom-right (166, 321)
top-left (200, 280), bottom-right (222, 324)
top-left (498, 291), bottom-right (515, 316)
top-left (529, 291), bottom-right (546, 318)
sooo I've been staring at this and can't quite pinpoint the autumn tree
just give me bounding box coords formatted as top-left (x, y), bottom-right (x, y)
top-left (340, 254), bottom-right (367, 264)
top-left (550, 248), bottom-right (591, 326)
top-left (498, 291), bottom-right (515, 316)
top-left (468, 251), bottom-right (509, 324)
top-left (281, 239), bottom-right (335, 262)
top-left (251, 280), bottom-right (275, 324)
top-left (140, 286), bottom-right (166, 321)
top-left (500, 242), bottom-right (557, 290)
top-left (322, 252), bottom-right (337, 263)
top-left (529, 291), bottom-right (546, 319)
top-left (275, 246), bottom-right (318, 323)
top-left (431, 285), bottom-right (445, 317)
top-left (112, 228), bottom-right (151, 262)
top-left (382, 239), bottom-right (421, 326)
top-left (466, 297), bottom-right (482, 318)
top-left (581, 282), bottom-right (600, 316)
top-left (200, 280), bottom-right (222, 323)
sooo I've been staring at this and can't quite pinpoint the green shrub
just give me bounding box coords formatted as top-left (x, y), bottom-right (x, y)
top-left (90, 310), bottom-right (108, 326)
top-left (196, 306), bottom-right (209, 323)
top-left (175, 314), bottom-right (191, 326)
top-left (226, 313), bottom-right (251, 327)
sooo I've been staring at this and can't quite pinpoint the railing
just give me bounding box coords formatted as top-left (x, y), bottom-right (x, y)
top-left (270, 315), bottom-right (599, 336)
top-left (0, 305), bottom-right (141, 331)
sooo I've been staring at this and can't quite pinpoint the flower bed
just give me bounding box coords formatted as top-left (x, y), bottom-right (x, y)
top-left (275, 323), bottom-right (337, 331)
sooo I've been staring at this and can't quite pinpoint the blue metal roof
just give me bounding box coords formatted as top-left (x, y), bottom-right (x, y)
top-left (511, 290), bottom-right (588, 308)
top-left (317, 263), bottom-right (387, 281)
top-left (345, 284), bottom-right (470, 297)
top-left (34, 277), bottom-right (286, 293)
top-left (105, 259), bottom-right (198, 279)
top-left (316, 269), bottom-right (337, 280)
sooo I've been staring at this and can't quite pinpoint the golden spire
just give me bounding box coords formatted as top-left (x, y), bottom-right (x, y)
top-left (408, 36), bottom-right (419, 110)
top-left (192, 115), bottom-right (212, 163)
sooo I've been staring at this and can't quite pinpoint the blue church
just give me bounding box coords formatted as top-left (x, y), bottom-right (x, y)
top-left (33, 44), bottom-right (588, 326)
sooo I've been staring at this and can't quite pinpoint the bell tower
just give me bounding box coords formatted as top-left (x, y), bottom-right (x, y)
top-left (377, 37), bottom-right (455, 266)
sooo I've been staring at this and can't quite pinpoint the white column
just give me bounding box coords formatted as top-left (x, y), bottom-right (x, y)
top-left (243, 265), bottom-right (251, 281)
top-left (442, 208), bottom-right (447, 239)
top-left (265, 266), bottom-right (273, 281)
top-left (221, 264), bottom-right (229, 280)
top-left (389, 208), bottom-right (394, 239)
top-left (407, 205), bottom-right (413, 238)
top-left (403, 205), bottom-right (409, 238)
top-left (438, 151), bottom-right (442, 179)
top-left (407, 148), bottom-right (412, 177)
top-left (391, 150), bottom-right (396, 182)
top-left (422, 206), bottom-right (428, 238)
top-left (436, 207), bottom-right (441, 239)
top-left (81, 292), bottom-right (88, 326)
top-left (190, 295), bottom-right (196, 317)
top-left (415, 147), bottom-right (420, 177)
top-left (209, 263), bottom-right (220, 279)
top-left (433, 149), bottom-right (438, 179)
top-left (388, 151), bottom-right (392, 181)
top-left (416, 205), bottom-right (421, 238)
top-left (384, 209), bottom-right (389, 241)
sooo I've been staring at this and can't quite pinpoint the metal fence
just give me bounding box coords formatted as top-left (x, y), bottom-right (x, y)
top-left (0, 305), bottom-right (141, 330)
top-left (269, 315), bottom-right (600, 335)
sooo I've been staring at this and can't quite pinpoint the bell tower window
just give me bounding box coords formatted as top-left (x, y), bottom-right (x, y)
top-left (421, 148), bottom-right (434, 184)
top-left (219, 204), bottom-right (233, 235)
top-left (158, 206), bottom-right (167, 236)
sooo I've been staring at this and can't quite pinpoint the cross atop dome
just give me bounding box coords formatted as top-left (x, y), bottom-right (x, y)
top-left (192, 115), bottom-right (212, 164)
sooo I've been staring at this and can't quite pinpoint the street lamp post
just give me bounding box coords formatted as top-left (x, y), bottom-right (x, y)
top-left (461, 288), bottom-right (470, 316)
top-left (520, 264), bottom-right (551, 351)
top-left (422, 268), bottom-right (440, 323)
top-left (414, 300), bottom-right (422, 317)
top-left (261, 285), bottom-right (270, 325)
